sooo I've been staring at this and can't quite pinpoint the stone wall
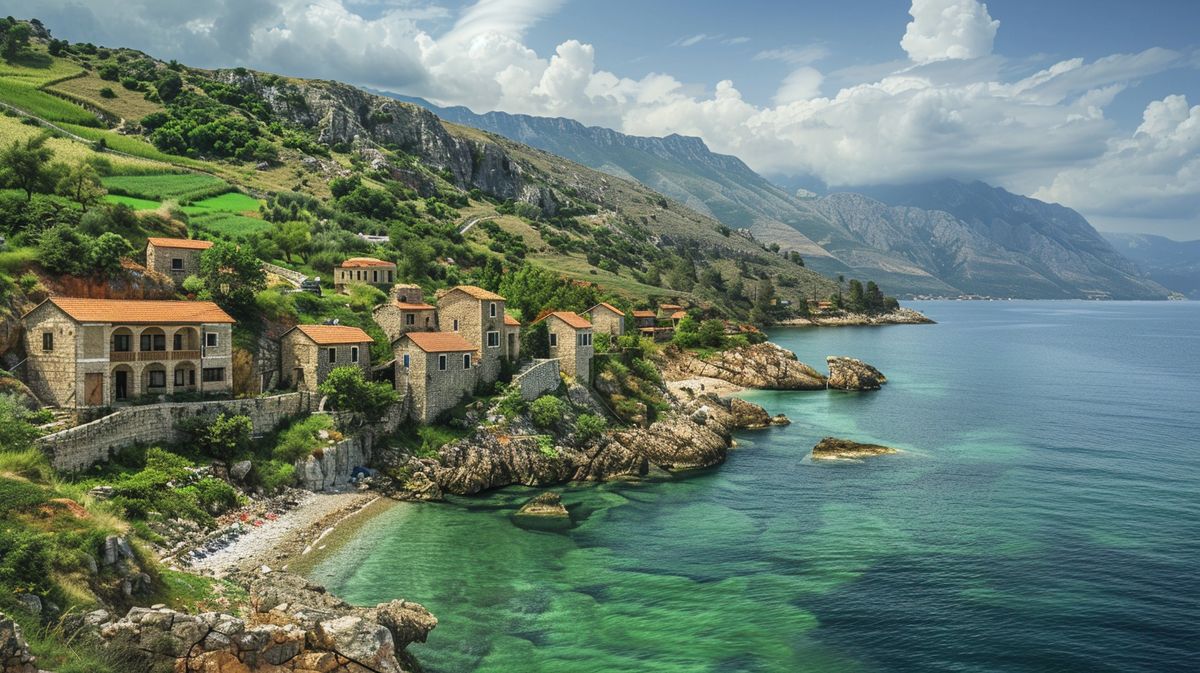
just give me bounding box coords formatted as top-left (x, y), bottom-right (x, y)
top-left (296, 404), bottom-right (409, 490)
top-left (512, 358), bottom-right (560, 401)
top-left (261, 261), bottom-right (307, 288)
top-left (37, 393), bottom-right (319, 472)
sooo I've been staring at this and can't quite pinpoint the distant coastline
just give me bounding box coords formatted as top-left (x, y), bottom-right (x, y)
top-left (777, 307), bottom-right (934, 327)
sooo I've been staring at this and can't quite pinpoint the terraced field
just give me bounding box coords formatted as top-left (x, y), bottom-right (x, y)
top-left (102, 173), bottom-right (231, 201)
top-left (0, 114), bottom-right (164, 172)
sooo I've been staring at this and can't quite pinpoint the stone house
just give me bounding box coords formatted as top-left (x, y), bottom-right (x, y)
top-left (658, 304), bottom-right (683, 319)
top-left (394, 331), bottom-right (479, 423)
top-left (333, 257), bottom-right (397, 293)
top-left (586, 302), bottom-right (626, 337)
top-left (145, 237), bottom-right (212, 283)
top-left (373, 284), bottom-right (437, 343)
top-left (280, 324), bottom-right (373, 392)
top-left (504, 314), bottom-right (522, 362)
top-left (632, 310), bottom-right (657, 337)
top-left (536, 311), bottom-right (594, 385)
top-left (436, 285), bottom-right (515, 385)
top-left (20, 297), bottom-right (235, 407)
top-left (668, 310), bottom-right (688, 327)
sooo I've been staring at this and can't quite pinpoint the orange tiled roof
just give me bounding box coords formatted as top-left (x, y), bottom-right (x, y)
top-left (504, 315), bottom-right (521, 327)
top-left (444, 285), bottom-right (505, 301)
top-left (537, 311), bottom-right (592, 330)
top-left (670, 311), bottom-right (687, 320)
top-left (44, 297), bottom-right (235, 324)
top-left (292, 325), bottom-right (373, 345)
top-left (660, 304), bottom-right (683, 311)
top-left (589, 302), bottom-right (624, 315)
top-left (403, 331), bottom-right (478, 353)
top-left (393, 301), bottom-right (436, 311)
top-left (339, 257), bottom-right (395, 268)
top-left (632, 310), bottom-right (656, 318)
top-left (147, 237), bottom-right (213, 251)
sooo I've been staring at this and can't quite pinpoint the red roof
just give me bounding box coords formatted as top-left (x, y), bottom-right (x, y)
top-left (290, 325), bottom-right (373, 345)
top-left (660, 304), bottom-right (683, 311)
top-left (393, 301), bottom-right (436, 311)
top-left (339, 257), bottom-right (395, 268)
top-left (40, 297), bottom-right (235, 324)
top-left (147, 237), bottom-right (213, 251)
top-left (441, 285), bottom-right (506, 301)
top-left (589, 302), bottom-right (624, 316)
top-left (670, 311), bottom-right (687, 320)
top-left (504, 315), bottom-right (521, 327)
top-left (632, 310), bottom-right (656, 318)
top-left (536, 311), bottom-right (593, 330)
top-left (403, 331), bottom-right (478, 353)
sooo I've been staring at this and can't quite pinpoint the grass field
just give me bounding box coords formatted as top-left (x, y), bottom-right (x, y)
top-left (190, 211), bottom-right (271, 237)
top-left (0, 49), bottom-right (84, 86)
top-left (104, 194), bottom-right (162, 210)
top-left (0, 79), bottom-right (100, 126)
top-left (0, 115), bottom-right (165, 173)
top-left (49, 72), bottom-right (164, 122)
top-left (184, 192), bottom-right (261, 213)
top-left (102, 173), bottom-right (231, 202)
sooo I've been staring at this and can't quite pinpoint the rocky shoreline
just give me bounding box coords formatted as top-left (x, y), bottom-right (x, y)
top-left (777, 307), bottom-right (934, 326)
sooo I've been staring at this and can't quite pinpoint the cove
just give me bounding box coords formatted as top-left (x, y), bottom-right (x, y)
top-left (309, 301), bottom-right (1200, 673)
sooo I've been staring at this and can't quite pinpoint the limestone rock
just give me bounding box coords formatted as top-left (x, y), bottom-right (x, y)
top-left (230, 460), bottom-right (254, 481)
top-left (0, 612), bottom-right (37, 673)
top-left (665, 343), bottom-right (827, 390)
top-left (728, 398), bottom-right (771, 429)
top-left (516, 492), bottom-right (569, 518)
top-left (811, 437), bottom-right (899, 460)
top-left (826, 356), bottom-right (887, 391)
top-left (366, 601), bottom-right (438, 649)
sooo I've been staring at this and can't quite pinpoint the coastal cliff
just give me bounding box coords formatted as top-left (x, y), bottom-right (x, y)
top-left (660, 342), bottom-right (828, 390)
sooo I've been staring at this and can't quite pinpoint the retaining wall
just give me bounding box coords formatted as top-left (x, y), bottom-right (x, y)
top-left (512, 358), bottom-right (561, 400)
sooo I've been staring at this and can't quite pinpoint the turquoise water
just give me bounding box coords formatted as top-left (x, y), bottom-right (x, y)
top-left (311, 301), bottom-right (1200, 672)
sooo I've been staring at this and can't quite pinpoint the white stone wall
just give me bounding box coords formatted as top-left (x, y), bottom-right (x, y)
top-left (512, 358), bottom-right (561, 401)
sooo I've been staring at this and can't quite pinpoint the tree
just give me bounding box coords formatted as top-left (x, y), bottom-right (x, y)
top-left (521, 321), bottom-right (550, 360)
top-left (318, 366), bottom-right (399, 421)
top-left (269, 220), bottom-right (312, 263)
top-left (847, 279), bottom-right (866, 312)
top-left (90, 232), bottom-right (133, 277)
top-left (0, 22), bottom-right (30, 61)
top-left (329, 174), bottom-right (361, 199)
top-left (38, 225), bottom-right (90, 275)
top-left (865, 281), bottom-right (885, 312)
top-left (155, 71), bottom-right (183, 103)
top-left (56, 162), bottom-right (106, 211)
top-left (0, 135), bottom-right (54, 201)
top-left (698, 319), bottom-right (726, 348)
top-left (530, 395), bottom-right (568, 430)
top-left (178, 413), bottom-right (253, 461)
top-left (0, 393), bottom-right (41, 453)
top-left (750, 277), bottom-right (776, 324)
top-left (199, 241), bottom-right (266, 315)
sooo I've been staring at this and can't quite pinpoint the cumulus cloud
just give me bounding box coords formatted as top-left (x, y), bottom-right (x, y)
top-left (8, 0), bottom-right (1196, 225)
top-left (1034, 95), bottom-right (1200, 220)
top-left (901, 0), bottom-right (999, 63)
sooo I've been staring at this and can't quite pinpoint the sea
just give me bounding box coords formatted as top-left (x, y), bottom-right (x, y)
top-left (309, 300), bottom-right (1200, 673)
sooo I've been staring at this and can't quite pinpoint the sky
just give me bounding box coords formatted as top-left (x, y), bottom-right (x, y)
top-left (8, 0), bottom-right (1199, 237)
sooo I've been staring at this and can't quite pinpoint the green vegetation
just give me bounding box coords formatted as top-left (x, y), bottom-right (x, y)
top-left (271, 414), bottom-right (338, 463)
top-left (177, 413), bottom-right (253, 461)
top-left (573, 413), bottom-right (607, 443)
top-left (530, 394), bottom-right (568, 430)
top-left (102, 173), bottom-right (229, 202)
top-left (317, 367), bottom-right (399, 421)
top-left (392, 424), bottom-right (470, 459)
top-left (594, 336), bottom-right (672, 426)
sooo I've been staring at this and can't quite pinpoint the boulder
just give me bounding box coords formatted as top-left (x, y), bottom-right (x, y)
top-left (12, 596), bottom-right (39, 619)
top-left (516, 492), bottom-right (569, 519)
top-left (666, 342), bottom-right (827, 390)
top-left (230, 460), bottom-right (254, 481)
top-left (770, 414), bottom-right (791, 426)
top-left (366, 601), bottom-right (438, 648)
top-left (811, 437), bottom-right (899, 460)
top-left (826, 356), bottom-right (887, 391)
top-left (728, 398), bottom-right (771, 429)
top-left (0, 612), bottom-right (36, 673)
top-left (314, 616), bottom-right (401, 673)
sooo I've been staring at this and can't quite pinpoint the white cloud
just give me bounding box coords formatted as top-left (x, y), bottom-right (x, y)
top-left (671, 33), bottom-right (709, 48)
top-left (901, 0), bottom-right (999, 63)
top-left (1034, 95), bottom-right (1200, 221)
top-left (722, 36), bottom-right (750, 46)
top-left (753, 45), bottom-right (830, 65)
top-left (772, 67), bottom-right (823, 104)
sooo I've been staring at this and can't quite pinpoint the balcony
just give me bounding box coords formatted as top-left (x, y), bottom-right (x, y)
top-left (109, 350), bottom-right (201, 363)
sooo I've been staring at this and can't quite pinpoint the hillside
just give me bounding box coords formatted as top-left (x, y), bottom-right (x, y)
top-left (397, 96), bottom-right (1167, 300)
top-left (1102, 232), bottom-right (1200, 298)
top-left (0, 25), bottom-right (838, 322)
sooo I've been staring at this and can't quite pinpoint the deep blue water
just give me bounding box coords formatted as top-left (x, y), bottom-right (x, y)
top-left (312, 301), bottom-right (1200, 672)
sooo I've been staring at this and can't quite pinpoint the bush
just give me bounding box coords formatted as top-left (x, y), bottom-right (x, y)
top-left (573, 414), bottom-right (607, 443)
top-left (0, 393), bottom-right (42, 452)
top-left (530, 395), bottom-right (567, 430)
top-left (318, 367), bottom-right (398, 421)
top-left (256, 460), bottom-right (295, 492)
top-left (177, 413), bottom-right (253, 461)
top-left (98, 87), bottom-right (116, 99)
top-left (272, 414), bottom-right (337, 463)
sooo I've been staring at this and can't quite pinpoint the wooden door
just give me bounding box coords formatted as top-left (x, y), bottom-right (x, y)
top-left (84, 373), bottom-right (103, 406)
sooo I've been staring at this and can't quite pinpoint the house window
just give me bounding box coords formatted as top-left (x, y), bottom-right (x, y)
top-left (452, 319), bottom-right (459, 331)
top-left (171, 258), bottom-right (184, 271)
top-left (373, 270), bottom-right (379, 283)
top-left (463, 353), bottom-right (472, 369)
top-left (486, 331), bottom-right (500, 348)
top-left (174, 369), bottom-right (185, 386)
top-left (351, 346), bottom-right (359, 363)
top-left (148, 370), bottom-right (166, 388)
top-left (405, 313), bottom-right (415, 326)
top-left (327, 347), bottom-right (337, 363)
top-left (578, 332), bottom-right (592, 347)
top-left (205, 333), bottom-right (218, 348)
top-left (403, 354), bottom-right (411, 369)
top-left (189, 369), bottom-right (196, 385)
top-left (202, 367), bottom-right (225, 382)
top-left (141, 334), bottom-right (165, 351)
top-left (113, 334), bottom-right (130, 352)
top-left (173, 334), bottom-right (183, 350)
top-left (489, 302), bottom-right (497, 318)
top-left (387, 270), bottom-right (394, 283)
top-left (438, 355), bottom-right (447, 371)
top-left (549, 333), bottom-right (558, 347)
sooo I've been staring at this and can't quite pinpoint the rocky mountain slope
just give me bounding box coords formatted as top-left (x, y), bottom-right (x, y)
top-left (1102, 233), bottom-right (1200, 298)
top-left (395, 97), bottom-right (1167, 299)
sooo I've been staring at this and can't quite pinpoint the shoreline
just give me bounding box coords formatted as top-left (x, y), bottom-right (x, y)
top-left (665, 375), bottom-right (747, 398)
top-left (776, 307), bottom-right (934, 327)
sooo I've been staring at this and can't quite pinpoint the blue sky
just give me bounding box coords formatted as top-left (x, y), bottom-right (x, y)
top-left (8, 0), bottom-right (1199, 236)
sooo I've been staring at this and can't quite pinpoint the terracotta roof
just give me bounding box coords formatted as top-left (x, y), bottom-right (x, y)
top-left (291, 325), bottom-right (373, 345)
top-left (444, 285), bottom-right (505, 301)
top-left (339, 257), bottom-right (395, 268)
top-left (43, 297), bottom-right (235, 324)
top-left (589, 302), bottom-right (624, 315)
top-left (504, 315), bottom-right (521, 327)
top-left (670, 311), bottom-right (687, 320)
top-left (660, 304), bottom-right (683, 311)
top-left (146, 237), bottom-right (213, 251)
top-left (632, 310), bottom-right (656, 318)
top-left (393, 301), bottom-right (436, 311)
top-left (403, 331), bottom-right (478, 353)
top-left (537, 311), bottom-right (592, 330)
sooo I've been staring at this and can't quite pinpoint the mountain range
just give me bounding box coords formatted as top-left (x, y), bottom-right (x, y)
top-left (393, 95), bottom-right (1169, 300)
top-left (1102, 233), bottom-right (1200, 298)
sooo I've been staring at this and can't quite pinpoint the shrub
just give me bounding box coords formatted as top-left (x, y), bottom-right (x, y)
top-left (573, 414), bottom-right (607, 443)
top-left (99, 87), bottom-right (116, 99)
top-left (0, 393), bottom-right (41, 451)
top-left (530, 395), bottom-right (567, 430)
top-left (318, 367), bottom-right (398, 421)
top-left (256, 460), bottom-right (295, 492)
top-left (272, 414), bottom-right (336, 463)
top-left (177, 413), bottom-right (253, 461)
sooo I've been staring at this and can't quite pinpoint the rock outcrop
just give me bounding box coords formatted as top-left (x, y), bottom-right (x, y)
top-left (515, 492), bottom-right (569, 519)
top-left (811, 437), bottom-right (899, 460)
top-left (826, 356), bottom-right (887, 391)
top-left (0, 613), bottom-right (36, 673)
top-left (663, 343), bottom-right (827, 390)
top-left (97, 572), bottom-right (435, 673)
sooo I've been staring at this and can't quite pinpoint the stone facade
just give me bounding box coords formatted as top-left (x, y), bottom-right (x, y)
top-left (512, 358), bottom-right (561, 401)
top-left (280, 327), bottom-right (372, 392)
top-left (374, 285), bottom-right (437, 343)
top-left (36, 392), bottom-right (317, 472)
top-left (395, 334), bottom-right (478, 424)
top-left (542, 313), bottom-right (594, 385)
top-left (333, 258), bottom-right (396, 293)
top-left (20, 298), bottom-right (234, 408)
top-left (145, 238), bottom-right (212, 284)
top-left (436, 286), bottom-right (514, 385)
top-left (586, 303), bottom-right (626, 337)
